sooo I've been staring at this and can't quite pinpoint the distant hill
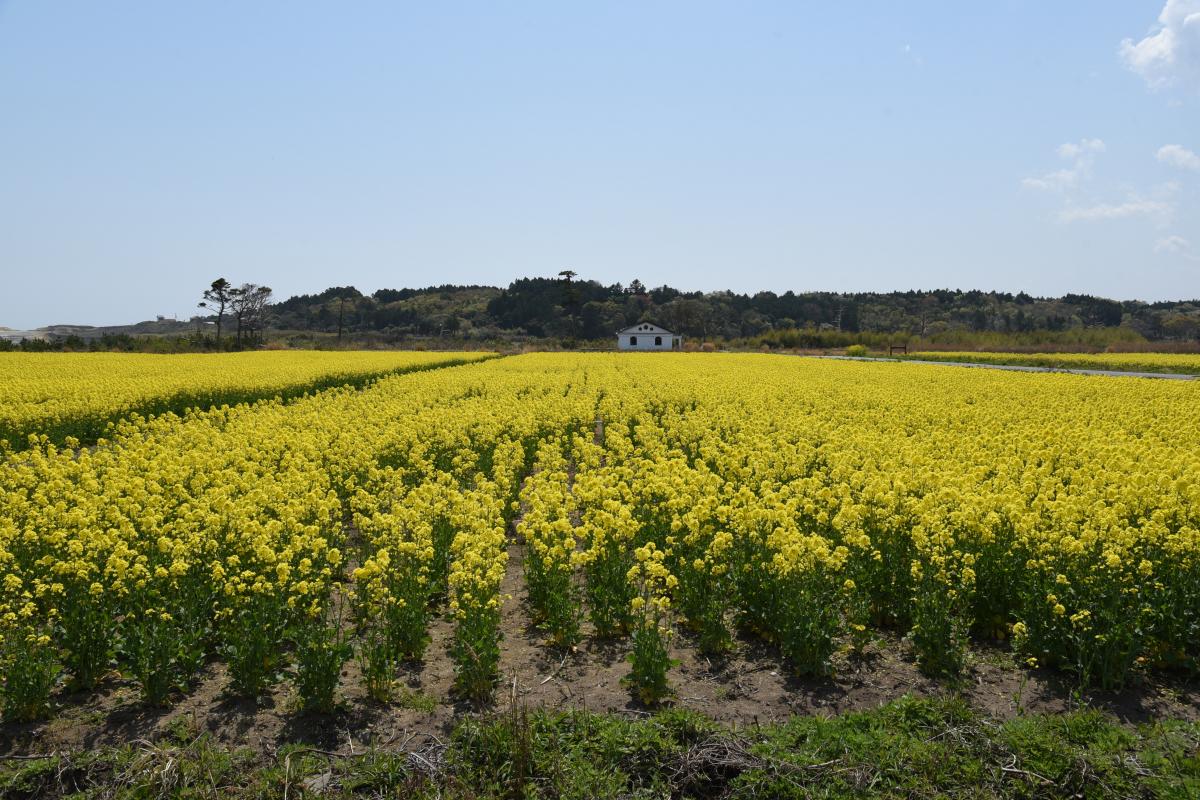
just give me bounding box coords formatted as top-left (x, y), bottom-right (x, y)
top-left (44, 320), bottom-right (195, 337)
top-left (1, 319), bottom-right (196, 345)
top-left (8, 279), bottom-right (1198, 351)
top-left (262, 279), bottom-right (1200, 344)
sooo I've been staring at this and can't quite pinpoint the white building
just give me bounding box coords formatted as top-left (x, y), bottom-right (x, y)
top-left (616, 323), bottom-right (681, 351)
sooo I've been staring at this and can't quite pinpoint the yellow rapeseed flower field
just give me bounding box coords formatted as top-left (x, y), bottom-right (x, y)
top-left (907, 350), bottom-right (1200, 375)
top-left (0, 350), bottom-right (491, 450)
top-left (1, 352), bottom-right (1196, 718)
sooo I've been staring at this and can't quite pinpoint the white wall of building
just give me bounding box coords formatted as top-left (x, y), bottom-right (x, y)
top-left (616, 324), bottom-right (680, 350)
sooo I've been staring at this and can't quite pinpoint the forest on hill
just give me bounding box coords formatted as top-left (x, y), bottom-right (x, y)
top-left (268, 277), bottom-right (1200, 347)
top-left (5, 277), bottom-right (1199, 352)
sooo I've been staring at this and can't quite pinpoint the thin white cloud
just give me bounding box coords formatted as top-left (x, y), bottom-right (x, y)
top-left (1056, 139), bottom-right (1105, 160)
top-left (1154, 235), bottom-right (1200, 260)
top-left (1022, 138), bottom-right (1105, 192)
top-left (1025, 143), bottom-right (1189, 256)
top-left (1154, 234), bottom-right (1193, 253)
top-left (1120, 0), bottom-right (1200, 91)
top-left (1058, 197), bottom-right (1172, 223)
top-left (1022, 170), bottom-right (1080, 192)
top-left (1157, 143), bottom-right (1200, 169)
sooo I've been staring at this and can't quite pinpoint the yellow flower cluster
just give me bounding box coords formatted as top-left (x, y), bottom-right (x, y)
top-left (625, 540), bottom-right (676, 702)
top-left (627, 542), bottom-right (676, 620)
top-left (517, 439), bottom-right (585, 644)
top-left (447, 488), bottom-right (510, 622)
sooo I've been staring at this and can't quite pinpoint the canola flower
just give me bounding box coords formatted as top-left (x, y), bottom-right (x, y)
top-left (625, 541), bottom-right (676, 703)
top-left (517, 438), bottom-right (585, 646)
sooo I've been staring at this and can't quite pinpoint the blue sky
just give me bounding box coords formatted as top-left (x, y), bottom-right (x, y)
top-left (1, 1), bottom-right (1198, 327)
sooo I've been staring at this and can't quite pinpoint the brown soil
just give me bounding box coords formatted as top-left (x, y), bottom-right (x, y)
top-left (2, 537), bottom-right (1197, 760)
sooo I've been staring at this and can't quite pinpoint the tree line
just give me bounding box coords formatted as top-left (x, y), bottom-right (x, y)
top-left (6, 275), bottom-right (1195, 353)
top-left (257, 276), bottom-right (1200, 345)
